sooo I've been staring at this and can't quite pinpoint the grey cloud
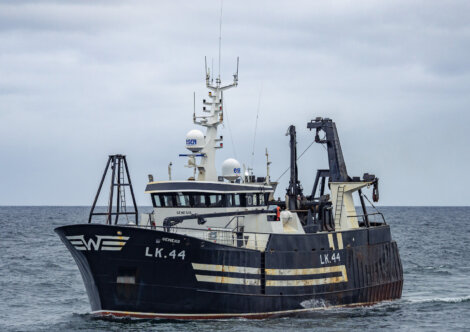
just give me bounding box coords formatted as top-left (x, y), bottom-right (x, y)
top-left (0, 0), bottom-right (469, 206)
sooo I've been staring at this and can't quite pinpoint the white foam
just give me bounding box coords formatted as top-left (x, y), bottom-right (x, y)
top-left (300, 298), bottom-right (329, 309)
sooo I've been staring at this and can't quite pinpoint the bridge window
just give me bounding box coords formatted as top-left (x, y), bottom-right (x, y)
top-left (208, 194), bottom-right (224, 207)
top-left (246, 194), bottom-right (256, 206)
top-left (162, 194), bottom-right (174, 207)
top-left (245, 193), bottom-right (268, 206)
top-left (152, 194), bottom-right (162, 207)
top-left (234, 194), bottom-right (241, 206)
top-left (175, 193), bottom-right (190, 207)
top-left (192, 194), bottom-right (206, 207)
top-left (227, 194), bottom-right (242, 207)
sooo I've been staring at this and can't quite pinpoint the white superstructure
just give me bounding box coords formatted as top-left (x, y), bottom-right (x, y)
top-left (140, 60), bottom-right (295, 250)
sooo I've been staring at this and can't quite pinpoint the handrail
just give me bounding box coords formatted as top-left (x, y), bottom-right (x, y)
top-left (123, 224), bottom-right (270, 251)
top-left (224, 215), bottom-right (244, 230)
top-left (121, 222), bottom-right (274, 237)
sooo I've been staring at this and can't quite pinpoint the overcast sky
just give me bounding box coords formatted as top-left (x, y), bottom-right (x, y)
top-left (0, 0), bottom-right (469, 206)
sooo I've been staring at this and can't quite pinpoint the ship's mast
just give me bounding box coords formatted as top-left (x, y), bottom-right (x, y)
top-left (192, 57), bottom-right (239, 181)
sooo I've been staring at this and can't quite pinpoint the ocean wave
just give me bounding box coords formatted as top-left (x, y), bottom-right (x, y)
top-left (406, 295), bottom-right (470, 304)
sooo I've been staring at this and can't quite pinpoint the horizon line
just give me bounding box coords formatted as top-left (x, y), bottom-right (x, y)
top-left (0, 205), bottom-right (469, 208)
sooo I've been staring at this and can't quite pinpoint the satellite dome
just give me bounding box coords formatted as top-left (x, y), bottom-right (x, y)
top-left (222, 158), bottom-right (241, 181)
top-left (185, 129), bottom-right (205, 152)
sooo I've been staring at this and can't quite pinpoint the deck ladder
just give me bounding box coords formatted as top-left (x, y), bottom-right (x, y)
top-left (334, 185), bottom-right (345, 229)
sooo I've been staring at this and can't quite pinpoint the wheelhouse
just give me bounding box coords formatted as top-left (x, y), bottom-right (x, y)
top-left (145, 181), bottom-right (273, 209)
top-left (143, 180), bottom-right (276, 231)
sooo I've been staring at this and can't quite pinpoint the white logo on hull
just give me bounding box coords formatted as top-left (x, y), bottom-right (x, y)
top-left (65, 235), bottom-right (130, 251)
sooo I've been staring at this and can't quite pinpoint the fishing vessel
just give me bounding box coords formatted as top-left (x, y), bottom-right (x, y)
top-left (55, 60), bottom-right (403, 319)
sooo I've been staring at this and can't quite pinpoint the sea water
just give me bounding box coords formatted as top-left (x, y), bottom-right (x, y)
top-left (0, 206), bottom-right (469, 331)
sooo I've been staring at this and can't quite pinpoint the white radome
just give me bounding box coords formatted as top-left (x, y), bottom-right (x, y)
top-left (222, 158), bottom-right (241, 181)
top-left (185, 129), bottom-right (205, 152)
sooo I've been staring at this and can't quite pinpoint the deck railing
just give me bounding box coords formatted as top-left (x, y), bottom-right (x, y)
top-left (348, 212), bottom-right (386, 226)
top-left (123, 223), bottom-right (270, 251)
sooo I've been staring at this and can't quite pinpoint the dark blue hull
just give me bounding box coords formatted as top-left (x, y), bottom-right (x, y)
top-left (55, 224), bottom-right (403, 319)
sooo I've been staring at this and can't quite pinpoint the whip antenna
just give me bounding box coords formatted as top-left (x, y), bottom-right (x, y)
top-left (250, 84), bottom-right (263, 168)
top-left (218, 0), bottom-right (223, 82)
top-left (193, 92), bottom-right (196, 122)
